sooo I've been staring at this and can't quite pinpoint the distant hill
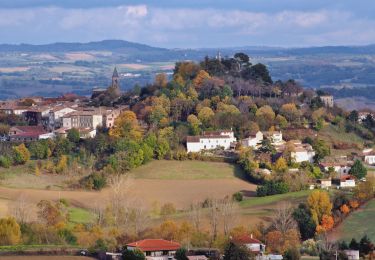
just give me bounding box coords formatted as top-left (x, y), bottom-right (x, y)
top-left (0, 39), bottom-right (168, 52)
top-left (1, 40), bottom-right (375, 56)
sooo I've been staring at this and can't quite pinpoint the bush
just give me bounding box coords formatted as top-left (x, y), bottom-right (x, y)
top-left (256, 180), bottom-right (289, 197)
top-left (284, 247), bottom-right (301, 260)
top-left (79, 172), bottom-right (107, 190)
top-left (232, 192), bottom-right (243, 202)
top-left (0, 155), bottom-right (11, 168)
top-left (12, 143), bottom-right (30, 165)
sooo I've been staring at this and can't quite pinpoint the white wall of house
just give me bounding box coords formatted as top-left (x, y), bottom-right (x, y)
top-left (242, 131), bottom-right (263, 148)
top-left (244, 243), bottom-right (265, 253)
top-left (291, 150), bottom-right (315, 163)
top-left (323, 165), bottom-right (351, 177)
top-left (365, 155), bottom-right (375, 165)
top-left (187, 136), bottom-right (235, 153)
top-left (340, 180), bottom-right (356, 188)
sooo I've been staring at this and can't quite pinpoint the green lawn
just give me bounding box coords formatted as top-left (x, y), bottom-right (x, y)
top-left (68, 207), bottom-right (96, 225)
top-left (129, 160), bottom-right (245, 180)
top-left (239, 190), bottom-right (313, 208)
top-left (335, 199), bottom-right (375, 242)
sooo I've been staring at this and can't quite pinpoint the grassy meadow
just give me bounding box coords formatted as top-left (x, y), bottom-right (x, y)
top-left (331, 199), bottom-right (375, 242)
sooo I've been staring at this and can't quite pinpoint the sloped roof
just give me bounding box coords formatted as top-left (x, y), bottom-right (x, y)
top-left (127, 239), bottom-right (180, 252)
top-left (233, 234), bottom-right (262, 244)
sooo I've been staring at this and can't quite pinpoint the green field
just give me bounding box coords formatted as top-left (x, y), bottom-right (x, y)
top-left (334, 199), bottom-right (375, 242)
top-left (129, 160), bottom-right (245, 180)
top-left (68, 207), bottom-right (96, 225)
top-left (240, 190), bottom-right (313, 208)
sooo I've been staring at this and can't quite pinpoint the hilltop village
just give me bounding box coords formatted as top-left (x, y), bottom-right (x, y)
top-left (0, 54), bottom-right (374, 260)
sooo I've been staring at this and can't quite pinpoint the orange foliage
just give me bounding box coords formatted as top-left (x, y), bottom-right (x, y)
top-left (316, 215), bottom-right (334, 233)
top-left (349, 200), bottom-right (359, 209)
top-left (340, 204), bottom-right (350, 214)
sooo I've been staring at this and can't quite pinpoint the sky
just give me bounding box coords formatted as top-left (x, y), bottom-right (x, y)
top-left (0, 0), bottom-right (375, 48)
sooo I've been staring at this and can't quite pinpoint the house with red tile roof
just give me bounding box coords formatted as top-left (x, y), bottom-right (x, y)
top-left (233, 234), bottom-right (265, 254)
top-left (9, 125), bottom-right (48, 141)
top-left (126, 239), bottom-right (181, 259)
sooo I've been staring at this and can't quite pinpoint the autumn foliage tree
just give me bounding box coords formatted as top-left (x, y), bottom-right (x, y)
top-left (12, 143), bottom-right (30, 165)
top-left (0, 217), bottom-right (21, 245)
top-left (109, 111), bottom-right (143, 140)
top-left (307, 190), bottom-right (333, 226)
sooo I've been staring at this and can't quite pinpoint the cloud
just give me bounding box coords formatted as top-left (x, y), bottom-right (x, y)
top-left (0, 4), bottom-right (374, 47)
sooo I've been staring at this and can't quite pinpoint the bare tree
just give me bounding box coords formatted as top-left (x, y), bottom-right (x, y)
top-left (220, 197), bottom-right (238, 235)
top-left (106, 174), bottom-right (133, 227)
top-left (129, 199), bottom-right (150, 236)
top-left (208, 199), bottom-right (220, 241)
top-left (10, 193), bottom-right (31, 224)
top-left (271, 202), bottom-right (297, 235)
top-left (188, 202), bottom-right (202, 231)
top-left (92, 200), bottom-right (106, 226)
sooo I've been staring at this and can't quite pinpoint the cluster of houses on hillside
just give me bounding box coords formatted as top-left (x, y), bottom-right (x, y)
top-left (0, 68), bottom-right (127, 141)
top-left (187, 129), bottom-right (316, 164)
top-left (186, 128), bottom-right (375, 190)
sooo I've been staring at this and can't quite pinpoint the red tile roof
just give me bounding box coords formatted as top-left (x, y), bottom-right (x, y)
top-left (127, 239), bottom-right (181, 252)
top-left (233, 235), bottom-right (262, 244)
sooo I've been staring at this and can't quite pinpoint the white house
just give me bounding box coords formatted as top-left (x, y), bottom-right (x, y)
top-left (320, 161), bottom-right (352, 178)
top-left (233, 234), bottom-right (265, 254)
top-left (344, 250), bottom-right (359, 260)
top-left (291, 142), bottom-right (315, 163)
top-left (320, 95), bottom-right (334, 107)
top-left (363, 148), bottom-right (375, 165)
top-left (263, 131), bottom-right (283, 145)
top-left (186, 130), bottom-right (237, 153)
top-left (318, 179), bottom-right (332, 189)
top-left (49, 106), bottom-right (77, 130)
top-left (339, 176), bottom-right (356, 188)
top-left (241, 131), bottom-right (263, 148)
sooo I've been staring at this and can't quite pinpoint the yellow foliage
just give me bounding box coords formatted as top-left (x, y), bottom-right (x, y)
top-left (109, 111), bottom-right (143, 140)
top-left (0, 217), bottom-right (21, 245)
top-left (307, 190), bottom-right (333, 225)
top-left (193, 70), bottom-right (211, 89)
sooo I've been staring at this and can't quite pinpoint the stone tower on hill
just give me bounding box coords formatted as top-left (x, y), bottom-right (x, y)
top-left (107, 67), bottom-right (121, 97)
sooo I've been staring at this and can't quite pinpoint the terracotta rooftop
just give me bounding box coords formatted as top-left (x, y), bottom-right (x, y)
top-left (233, 234), bottom-right (262, 244)
top-left (126, 239), bottom-right (181, 252)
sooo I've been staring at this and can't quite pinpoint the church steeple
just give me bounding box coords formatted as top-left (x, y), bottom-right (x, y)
top-left (107, 67), bottom-right (121, 97)
top-left (112, 67), bottom-right (119, 88)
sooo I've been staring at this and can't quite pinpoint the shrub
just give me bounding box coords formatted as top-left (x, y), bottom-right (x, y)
top-left (256, 181), bottom-right (289, 197)
top-left (232, 192), bottom-right (243, 202)
top-left (12, 143), bottom-right (30, 165)
top-left (284, 247), bottom-right (301, 260)
top-left (0, 155), bottom-right (11, 168)
top-left (79, 172), bottom-right (107, 190)
top-left (160, 203), bottom-right (176, 217)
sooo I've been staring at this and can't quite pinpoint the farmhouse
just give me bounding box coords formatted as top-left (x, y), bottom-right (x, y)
top-left (186, 130), bottom-right (237, 153)
top-left (320, 160), bottom-right (352, 178)
top-left (290, 141), bottom-right (315, 163)
top-left (362, 148), bottom-right (375, 165)
top-left (263, 131), bottom-right (283, 145)
top-left (241, 131), bottom-right (263, 148)
top-left (320, 95), bottom-right (334, 107)
top-left (317, 179), bottom-right (332, 189)
top-left (8, 125), bottom-right (47, 141)
top-left (126, 239), bottom-right (180, 259)
top-left (233, 234), bottom-right (266, 254)
top-left (338, 176), bottom-right (356, 188)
